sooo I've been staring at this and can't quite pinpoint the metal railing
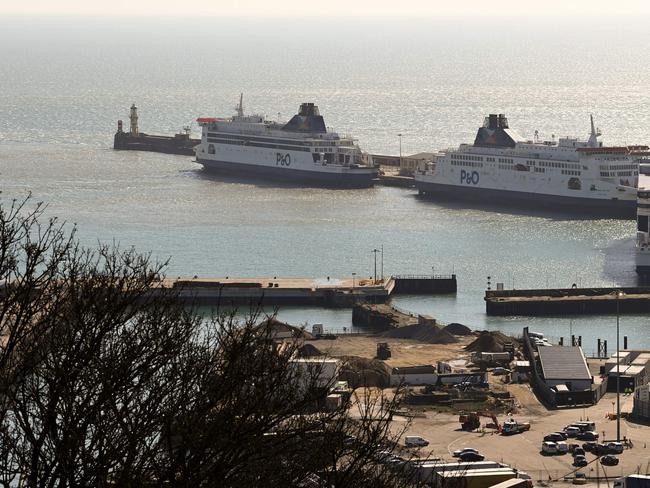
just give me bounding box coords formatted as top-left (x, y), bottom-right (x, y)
top-left (392, 274), bottom-right (456, 280)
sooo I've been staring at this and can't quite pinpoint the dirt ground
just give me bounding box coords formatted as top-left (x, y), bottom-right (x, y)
top-left (399, 392), bottom-right (650, 482)
top-left (315, 334), bottom-right (650, 483)
top-left (311, 333), bottom-right (474, 368)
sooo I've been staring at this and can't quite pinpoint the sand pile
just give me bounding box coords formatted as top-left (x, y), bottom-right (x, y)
top-left (298, 343), bottom-right (323, 357)
top-left (465, 330), bottom-right (516, 352)
top-left (443, 323), bottom-right (473, 336)
top-left (338, 356), bottom-right (391, 388)
top-left (381, 324), bottom-right (458, 344)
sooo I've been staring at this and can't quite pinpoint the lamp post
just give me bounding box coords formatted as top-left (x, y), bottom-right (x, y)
top-left (381, 245), bottom-right (384, 282)
top-left (352, 272), bottom-right (357, 292)
top-left (617, 292), bottom-right (621, 432)
top-left (398, 133), bottom-right (403, 168)
top-left (372, 249), bottom-right (380, 284)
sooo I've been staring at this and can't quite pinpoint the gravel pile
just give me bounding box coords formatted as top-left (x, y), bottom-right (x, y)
top-left (381, 323), bottom-right (458, 344)
top-left (443, 322), bottom-right (473, 336)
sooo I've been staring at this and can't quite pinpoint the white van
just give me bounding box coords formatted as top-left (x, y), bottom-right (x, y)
top-left (574, 421), bottom-right (596, 432)
top-left (405, 435), bottom-right (430, 448)
top-left (542, 441), bottom-right (558, 455)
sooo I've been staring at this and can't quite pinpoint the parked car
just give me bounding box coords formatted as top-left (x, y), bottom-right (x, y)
top-left (542, 441), bottom-right (558, 455)
top-left (573, 472), bottom-right (587, 485)
top-left (572, 447), bottom-right (586, 457)
top-left (606, 442), bottom-right (624, 454)
top-left (544, 432), bottom-right (567, 442)
top-left (557, 441), bottom-right (569, 454)
top-left (453, 447), bottom-right (479, 458)
top-left (493, 367), bottom-right (511, 376)
top-left (405, 436), bottom-right (429, 448)
top-left (573, 455), bottom-right (588, 467)
top-left (460, 451), bottom-right (485, 462)
top-left (576, 431), bottom-right (599, 441)
top-left (601, 455), bottom-right (619, 466)
top-left (582, 442), bottom-right (598, 452)
top-left (593, 443), bottom-right (611, 456)
top-left (574, 421), bottom-right (596, 432)
top-left (564, 426), bottom-right (581, 438)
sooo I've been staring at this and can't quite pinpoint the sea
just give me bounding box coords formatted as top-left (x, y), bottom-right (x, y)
top-left (2, 14), bottom-right (650, 353)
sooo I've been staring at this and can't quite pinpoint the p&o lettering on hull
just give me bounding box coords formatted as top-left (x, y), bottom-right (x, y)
top-left (460, 169), bottom-right (480, 185)
top-left (276, 153), bottom-right (291, 166)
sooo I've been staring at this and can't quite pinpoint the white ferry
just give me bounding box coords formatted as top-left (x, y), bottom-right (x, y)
top-left (635, 164), bottom-right (650, 277)
top-left (194, 96), bottom-right (378, 188)
top-left (415, 114), bottom-right (646, 218)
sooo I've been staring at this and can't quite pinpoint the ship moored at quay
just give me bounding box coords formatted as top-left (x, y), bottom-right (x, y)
top-left (193, 95), bottom-right (378, 188)
top-left (415, 113), bottom-right (647, 218)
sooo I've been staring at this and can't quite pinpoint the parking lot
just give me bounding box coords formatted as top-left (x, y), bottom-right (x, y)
top-left (398, 392), bottom-right (650, 481)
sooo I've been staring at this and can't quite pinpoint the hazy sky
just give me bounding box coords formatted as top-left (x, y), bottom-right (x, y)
top-left (3, 0), bottom-right (650, 16)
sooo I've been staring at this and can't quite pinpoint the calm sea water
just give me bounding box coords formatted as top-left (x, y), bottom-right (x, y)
top-left (2, 15), bottom-right (650, 351)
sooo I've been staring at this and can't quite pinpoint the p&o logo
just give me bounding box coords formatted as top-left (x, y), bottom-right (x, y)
top-left (276, 153), bottom-right (291, 166)
top-left (460, 169), bottom-right (479, 185)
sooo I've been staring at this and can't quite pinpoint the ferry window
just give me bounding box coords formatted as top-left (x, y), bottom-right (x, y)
top-left (338, 153), bottom-right (345, 163)
top-left (208, 144), bottom-right (215, 154)
top-left (639, 216), bottom-right (649, 233)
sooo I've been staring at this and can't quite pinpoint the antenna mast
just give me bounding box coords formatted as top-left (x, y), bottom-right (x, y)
top-left (235, 93), bottom-right (244, 117)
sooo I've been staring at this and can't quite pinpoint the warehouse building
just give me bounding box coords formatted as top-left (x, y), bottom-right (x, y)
top-left (537, 346), bottom-right (593, 392)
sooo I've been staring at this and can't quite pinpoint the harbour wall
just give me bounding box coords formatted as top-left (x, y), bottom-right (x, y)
top-left (486, 286), bottom-right (650, 316)
top-left (113, 131), bottom-right (199, 156)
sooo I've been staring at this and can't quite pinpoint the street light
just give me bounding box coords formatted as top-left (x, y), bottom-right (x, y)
top-left (372, 249), bottom-right (380, 284)
top-left (398, 133), bottom-right (403, 168)
top-left (614, 290), bottom-right (624, 442)
top-left (352, 272), bottom-right (357, 291)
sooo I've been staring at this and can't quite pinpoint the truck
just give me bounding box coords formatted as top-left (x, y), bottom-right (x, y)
top-left (501, 419), bottom-right (531, 435)
top-left (406, 461), bottom-right (502, 484)
top-left (434, 468), bottom-right (516, 488)
top-left (613, 475), bottom-right (650, 488)
top-left (459, 411), bottom-right (499, 431)
top-left (490, 479), bottom-right (533, 488)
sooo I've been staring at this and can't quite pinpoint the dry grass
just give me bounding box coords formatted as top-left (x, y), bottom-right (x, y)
top-left (310, 334), bottom-right (474, 368)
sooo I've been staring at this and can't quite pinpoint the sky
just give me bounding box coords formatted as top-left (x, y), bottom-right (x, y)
top-left (2, 0), bottom-right (650, 17)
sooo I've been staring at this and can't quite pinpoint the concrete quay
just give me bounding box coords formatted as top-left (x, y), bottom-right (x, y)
top-left (155, 274), bottom-right (457, 307)
top-left (485, 286), bottom-right (650, 316)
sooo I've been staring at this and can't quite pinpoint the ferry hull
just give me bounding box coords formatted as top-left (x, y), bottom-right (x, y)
top-left (416, 180), bottom-right (636, 218)
top-left (197, 158), bottom-right (378, 188)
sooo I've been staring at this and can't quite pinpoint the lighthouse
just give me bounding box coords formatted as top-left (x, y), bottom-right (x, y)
top-left (129, 103), bottom-right (139, 136)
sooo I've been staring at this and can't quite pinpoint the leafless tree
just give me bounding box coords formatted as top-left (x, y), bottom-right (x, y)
top-left (0, 197), bottom-right (425, 487)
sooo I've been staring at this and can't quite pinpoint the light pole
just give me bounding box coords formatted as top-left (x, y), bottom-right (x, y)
top-left (398, 133), bottom-right (403, 168)
top-left (381, 245), bottom-right (384, 282)
top-left (616, 292), bottom-right (621, 437)
top-left (372, 249), bottom-right (380, 284)
top-left (352, 272), bottom-right (357, 292)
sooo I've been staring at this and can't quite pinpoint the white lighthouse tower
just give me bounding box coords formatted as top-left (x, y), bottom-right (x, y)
top-left (129, 103), bottom-right (139, 136)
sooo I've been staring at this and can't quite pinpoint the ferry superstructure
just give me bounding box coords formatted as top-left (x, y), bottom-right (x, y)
top-left (194, 96), bottom-right (378, 188)
top-left (415, 114), bottom-right (646, 217)
top-left (636, 164), bottom-right (650, 277)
